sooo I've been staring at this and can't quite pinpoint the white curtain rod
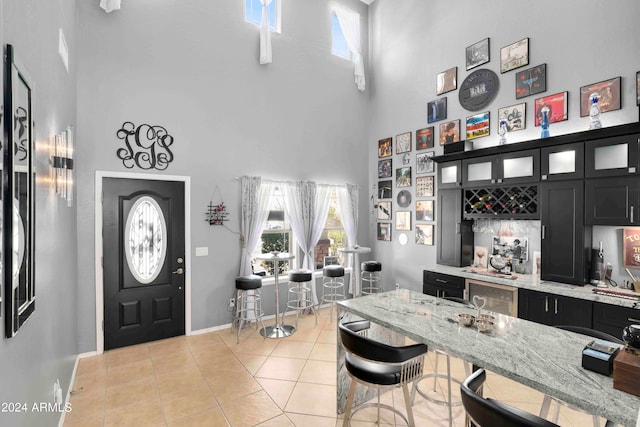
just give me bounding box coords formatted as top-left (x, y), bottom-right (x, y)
top-left (234, 176), bottom-right (358, 188)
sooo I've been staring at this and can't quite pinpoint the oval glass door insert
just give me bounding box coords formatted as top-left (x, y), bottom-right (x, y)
top-left (125, 196), bottom-right (167, 284)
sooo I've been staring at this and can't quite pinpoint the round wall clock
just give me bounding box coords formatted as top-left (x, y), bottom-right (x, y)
top-left (459, 68), bottom-right (499, 111)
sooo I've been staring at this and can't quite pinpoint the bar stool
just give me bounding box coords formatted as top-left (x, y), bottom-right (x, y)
top-left (361, 261), bottom-right (382, 295)
top-left (286, 269), bottom-right (317, 327)
top-left (411, 297), bottom-right (474, 427)
top-left (232, 274), bottom-right (266, 344)
top-left (321, 265), bottom-right (345, 317)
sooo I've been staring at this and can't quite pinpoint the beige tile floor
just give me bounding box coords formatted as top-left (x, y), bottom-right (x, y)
top-left (64, 306), bottom-right (605, 426)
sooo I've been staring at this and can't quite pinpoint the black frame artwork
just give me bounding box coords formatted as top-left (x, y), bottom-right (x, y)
top-left (466, 38), bottom-right (490, 71)
top-left (500, 38), bottom-right (529, 73)
top-left (3, 44), bottom-right (36, 337)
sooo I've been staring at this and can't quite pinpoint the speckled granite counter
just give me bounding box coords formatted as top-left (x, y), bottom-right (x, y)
top-left (427, 264), bottom-right (640, 309)
top-left (337, 289), bottom-right (640, 426)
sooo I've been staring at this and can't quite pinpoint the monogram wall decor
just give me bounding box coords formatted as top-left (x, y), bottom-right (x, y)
top-left (116, 121), bottom-right (175, 170)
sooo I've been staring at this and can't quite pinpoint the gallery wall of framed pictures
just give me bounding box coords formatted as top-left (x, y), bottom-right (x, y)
top-left (373, 32), bottom-right (639, 247)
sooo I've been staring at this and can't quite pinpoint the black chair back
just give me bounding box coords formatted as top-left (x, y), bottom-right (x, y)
top-left (461, 369), bottom-right (559, 427)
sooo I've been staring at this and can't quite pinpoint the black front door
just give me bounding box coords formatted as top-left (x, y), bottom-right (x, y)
top-left (103, 178), bottom-right (185, 350)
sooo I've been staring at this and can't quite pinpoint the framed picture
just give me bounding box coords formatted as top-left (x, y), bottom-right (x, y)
top-left (416, 176), bottom-right (434, 197)
top-left (416, 200), bottom-right (434, 221)
top-left (466, 111), bottom-right (490, 140)
top-left (534, 92), bottom-right (568, 126)
top-left (378, 137), bottom-right (392, 158)
top-left (497, 103), bottom-right (526, 132)
top-left (474, 246), bottom-right (489, 269)
top-left (377, 223), bottom-right (391, 241)
top-left (466, 38), bottom-right (490, 71)
top-left (515, 64), bottom-right (546, 99)
top-left (416, 151), bottom-right (435, 174)
top-left (378, 159), bottom-right (392, 178)
top-left (396, 132), bottom-right (412, 154)
top-left (500, 37), bottom-right (529, 73)
top-left (436, 67), bottom-right (457, 95)
top-left (439, 119), bottom-right (460, 145)
top-left (378, 180), bottom-right (392, 199)
top-left (579, 76), bottom-right (621, 117)
top-left (623, 228), bottom-right (640, 268)
top-left (396, 211), bottom-right (411, 231)
top-left (416, 224), bottom-right (434, 245)
top-left (637, 71), bottom-right (640, 106)
top-left (427, 97), bottom-right (447, 123)
top-left (376, 201), bottom-right (392, 220)
top-left (416, 127), bottom-right (434, 150)
top-left (532, 251), bottom-right (541, 275)
top-left (492, 235), bottom-right (528, 262)
top-left (396, 167), bottom-right (411, 187)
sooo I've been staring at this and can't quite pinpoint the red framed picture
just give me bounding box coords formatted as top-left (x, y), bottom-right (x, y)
top-left (416, 127), bottom-right (434, 150)
top-left (534, 92), bottom-right (568, 126)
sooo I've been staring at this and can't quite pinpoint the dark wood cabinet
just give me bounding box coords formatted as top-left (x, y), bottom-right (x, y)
top-left (438, 160), bottom-right (462, 189)
top-left (585, 177), bottom-right (638, 225)
top-left (422, 271), bottom-right (465, 298)
top-left (540, 142), bottom-right (584, 181)
top-left (592, 302), bottom-right (640, 338)
top-left (585, 134), bottom-right (639, 178)
top-left (518, 288), bottom-right (592, 328)
top-left (540, 180), bottom-right (590, 285)
top-left (436, 189), bottom-right (473, 267)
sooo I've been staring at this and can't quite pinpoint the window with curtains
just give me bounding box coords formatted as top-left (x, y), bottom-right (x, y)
top-left (331, 12), bottom-right (351, 59)
top-left (252, 186), bottom-right (345, 277)
top-left (245, 0), bottom-right (281, 33)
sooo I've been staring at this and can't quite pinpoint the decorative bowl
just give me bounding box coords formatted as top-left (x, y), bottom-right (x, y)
top-left (458, 313), bottom-right (476, 327)
top-left (476, 319), bottom-right (495, 333)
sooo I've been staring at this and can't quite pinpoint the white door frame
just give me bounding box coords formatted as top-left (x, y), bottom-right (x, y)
top-left (95, 170), bottom-right (192, 354)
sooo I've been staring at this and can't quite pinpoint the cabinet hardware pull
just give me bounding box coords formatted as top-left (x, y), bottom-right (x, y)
top-left (435, 279), bottom-right (448, 284)
top-left (545, 296), bottom-right (549, 312)
top-left (456, 223), bottom-right (460, 234)
top-left (631, 206), bottom-right (635, 223)
top-left (554, 298), bottom-right (558, 315)
top-left (542, 225), bottom-right (546, 239)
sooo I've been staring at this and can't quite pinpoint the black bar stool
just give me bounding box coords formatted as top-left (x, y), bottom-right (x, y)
top-left (321, 265), bottom-right (345, 317)
top-left (361, 261), bottom-right (382, 295)
top-left (286, 269), bottom-right (317, 327)
top-left (232, 274), bottom-right (265, 344)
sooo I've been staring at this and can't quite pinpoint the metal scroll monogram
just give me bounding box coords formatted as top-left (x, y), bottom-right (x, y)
top-left (116, 121), bottom-right (174, 170)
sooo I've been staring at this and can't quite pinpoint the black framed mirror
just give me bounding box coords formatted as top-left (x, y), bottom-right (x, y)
top-left (3, 44), bottom-right (35, 337)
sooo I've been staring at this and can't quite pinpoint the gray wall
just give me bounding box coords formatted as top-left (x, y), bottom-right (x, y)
top-left (75, 0), bottom-right (370, 352)
top-left (367, 0), bottom-right (640, 291)
top-left (0, 0), bottom-right (78, 425)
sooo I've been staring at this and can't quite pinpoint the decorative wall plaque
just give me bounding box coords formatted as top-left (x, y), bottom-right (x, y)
top-left (459, 69), bottom-right (499, 111)
top-left (116, 121), bottom-right (175, 170)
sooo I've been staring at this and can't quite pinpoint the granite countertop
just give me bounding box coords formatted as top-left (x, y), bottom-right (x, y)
top-left (338, 290), bottom-right (640, 426)
top-left (426, 264), bottom-right (640, 310)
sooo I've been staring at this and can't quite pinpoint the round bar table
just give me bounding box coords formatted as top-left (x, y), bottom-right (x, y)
top-left (255, 252), bottom-right (296, 338)
top-left (338, 246), bottom-right (371, 298)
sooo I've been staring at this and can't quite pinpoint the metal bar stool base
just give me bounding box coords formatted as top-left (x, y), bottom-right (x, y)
top-left (412, 373), bottom-right (463, 407)
top-left (260, 324), bottom-right (295, 339)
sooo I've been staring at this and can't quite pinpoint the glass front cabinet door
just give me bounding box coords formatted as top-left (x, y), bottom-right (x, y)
top-left (437, 160), bottom-right (462, 189)
top-left (462, 157), bottom-right (496, 187)
top-left (541, 142), bottom-right (584, 181)
top-left (585, 134), bottom-right (639, 178)
top-left (496, 149), bottom-right (540, 184)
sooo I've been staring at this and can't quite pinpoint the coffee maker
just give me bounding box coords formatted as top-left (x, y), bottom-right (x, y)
top-left (590, 241), bottom-right (606, 287)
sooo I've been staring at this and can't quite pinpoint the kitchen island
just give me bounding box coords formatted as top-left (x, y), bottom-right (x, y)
top-left (337, 289), bottom-right (640, 426)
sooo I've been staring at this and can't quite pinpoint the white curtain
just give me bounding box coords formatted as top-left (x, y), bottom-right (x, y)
top-left (334, 6), bottom-right (365, 92)
top-left (99, 0), bottom-right (121, 12)
top-left (239, 176), bottom-right (273, 276)
top-left (336, 184), bottom-right (359, 294)
top-left (283, 181), bottom-right (331, 304)
top-left (259, 0), bottom-right (273, 64)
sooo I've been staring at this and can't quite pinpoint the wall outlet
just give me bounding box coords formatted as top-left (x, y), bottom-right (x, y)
top-left (229, 298), bottom-right (235, 309)
top-left (53, 379), bottom-right (63, 405)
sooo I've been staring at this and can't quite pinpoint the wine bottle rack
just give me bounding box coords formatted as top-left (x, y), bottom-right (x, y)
top-left (463, 186), bottom-right (539, 219)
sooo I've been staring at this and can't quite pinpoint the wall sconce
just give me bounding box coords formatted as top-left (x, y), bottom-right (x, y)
top-left (50, 126), bottom-right (74, 206)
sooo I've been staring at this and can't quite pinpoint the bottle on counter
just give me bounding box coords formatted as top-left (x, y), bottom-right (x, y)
top-left (504, 257), bottom-right (512, 275)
